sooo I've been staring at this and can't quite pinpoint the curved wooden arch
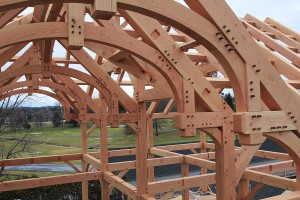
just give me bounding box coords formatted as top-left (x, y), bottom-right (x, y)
top-left (264, 132), bottom-right (300, 165)
top-left (0, 88), bottom-right (66, 108)
top-left (263, 132), bottom-right (300, 192)
top-left (0, 22), bottom-right (186, 111)
top-left (0, 0), bottom-right (90, 12)
top-left (0, 2), bottom-right (299, 200)
top-left (2, 0), bottom-right (300, 115)
top-left (0, 65), bottom-right (113, 111)
top-left (0, 21), bottom-right (239, 114)
top-left (0, 80), bottom-right (85, 110)
top-left (0, 0), bottom-right (246, 111)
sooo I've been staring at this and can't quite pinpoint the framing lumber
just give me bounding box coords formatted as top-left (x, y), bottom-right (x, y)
top-left (243, 169), bottom-right (297, 191)
top-left (0, 1), bottom-right (299, 199)
top-left (0, 172), bottom-right (101, 192)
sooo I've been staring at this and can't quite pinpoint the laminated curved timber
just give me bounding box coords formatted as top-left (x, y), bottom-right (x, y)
top-left (0, 0), bottom-right (299, 199)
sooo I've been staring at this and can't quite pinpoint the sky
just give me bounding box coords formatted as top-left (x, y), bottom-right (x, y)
top-left (226, 0), bottom-right (300, 32)
top-left (10, 1), bottom-right (300, 106)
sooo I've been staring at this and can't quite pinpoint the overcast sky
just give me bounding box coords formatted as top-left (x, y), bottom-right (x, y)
top-left (17, 1), bottom-right (300, 106)
top-left (226, 0), bottom-right (300, 32)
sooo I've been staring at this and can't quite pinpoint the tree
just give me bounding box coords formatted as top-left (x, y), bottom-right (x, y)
top-left (153, 119), bottom-right (168, 136)
top-left (52, 111), bottom-right (63, 127)
top-left (0, 94), bottom-right (34, 177)
top-left (223, 93), bottom-right (236, 111)
top-left (51, 103), bottom-right (64, 127)
top-left (66, 119), bottom-right (79, 127)
top-left (123, 124), bottom-right (135, 135)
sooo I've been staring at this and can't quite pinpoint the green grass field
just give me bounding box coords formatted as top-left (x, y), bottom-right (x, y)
top-left (19, 120), bottom-right (206, 156)
top-left (0, 120), bottom-right (211, 181)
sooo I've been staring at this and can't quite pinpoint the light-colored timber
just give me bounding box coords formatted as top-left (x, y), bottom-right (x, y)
top-left (0, 1), bottom-right (299, 199)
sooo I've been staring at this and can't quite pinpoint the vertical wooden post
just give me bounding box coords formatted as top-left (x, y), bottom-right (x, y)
top-left (134, 77), bottom-right (148, 196)
top-left (100, 97), bottom-right (109, 200)
top-left (215, 101), bottom-right (236, 200)
top-left (181, 162), bottom-right (189, 199)
top-left (109, 93), bottom-right (119, 128)
top-left (297, 166), bottom-right (300, 190)
top-left (68, 3), bottom-right (84, 50)
top-left (200, 132), bottom-right (208, 192)
top-left (80, 119), bottom-right (88, 200)
top-left (136, 101), bottom-right (148, 197)
top-left (180, 79), bottom-right (196, 137)
top-left (239, 65), bottom-right (263, 145)
top-left (147, 117), bottom-right (155, 182)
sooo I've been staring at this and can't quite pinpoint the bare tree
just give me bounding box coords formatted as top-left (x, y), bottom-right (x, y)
top-left (0, 94), bottom-right (34, 177)
top-left (0, 94), bottom-right (27, 131)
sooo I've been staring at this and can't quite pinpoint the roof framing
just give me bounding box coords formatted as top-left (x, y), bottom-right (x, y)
top-left (0, 0), bottom-right (299, 199)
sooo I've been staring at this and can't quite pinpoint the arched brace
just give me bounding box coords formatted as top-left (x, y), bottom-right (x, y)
top-left (0, 65), bottom-right (112, 111)
top-left (0, 22), bottom-right (184, 112)
top-left (114, 0), bottom-right (247, 111)
top-left (0, 0), bottom-right (91, 12)
top-left (201, 128), bottom-right (222, 146)
top-left (0, 80), bottom-right (85, 112)
top-left (264, 131), bottom-right (300, 190)
top-left (0, 0), bottom-right (246, 111)
top-left (115, 0), bottom-right (300, 134)
top-left (264, 132), bottom-right (300, 165)
top-left (0, 89), bottom-right (66, 106)
top-left (0, 1), bottom-right (246, 111)
top-left (0, 88), bottom-right (81, 122)
top-left (0, 88), bottom-right (66, 108)
top-left (2, 0), bottom-right (299, 115)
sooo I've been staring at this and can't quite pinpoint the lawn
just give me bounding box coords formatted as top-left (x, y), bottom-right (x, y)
top-left (0, 120), bottom-right (210, 181)
top-left (1, 119), bottom-right (210, 157)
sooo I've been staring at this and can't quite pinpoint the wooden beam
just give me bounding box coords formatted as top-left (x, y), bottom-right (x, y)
top-left (0, 154), bottom-right (82, 167)
top-left (119, 9), bottom-right (223, 111)
top-left (108, 169), bottom-right (129, 192)
top-left (243, 169), bottom-right (297, 191)
top-left (91, 0), bottom-right (117, 20)
top-left (86, 123), bottom-right (98, 137)
top-left (248, 160), bottom-right (295, 174)
top-left (136, 101), bottom-right (149, 197)
top-left (108, 156), bottom-right (184, 172)
top-left (265, 17), bottom-right (300, 43)
top-left (174, 112), bottom-right (223, 129)
top-left (68, 3), bottom-right (84, 49)
top-left (255, 150), bottom-right (292, 161)
top-left (148, 173), bottom-right (216, 195)
top-left (83, 154), bottom-right (101, 170)
top-left (65, 160), bottom-right (82, 173)
top-left (103, 171), bottom-right (137, 200)
top-left (234, 111), bottom-right (297, 134)
top-left (150, 148), bottom-right (182, 157)
top-left (244, 14), bottom-right (300, 53)
top-left (157, 142), bottom-right (201, 152)
top-left (0, 7), bottom-right (24, 28)
top-left (185, 155), bottom-right (216, 170)
top-left (0, 172), bottom-right (101, 192)
top-left (263, 191), bottom-right (300, 200)
top-left (244, 21), bottom-right (300, 67)
top-left (59, 39), bottom-right (137, 113)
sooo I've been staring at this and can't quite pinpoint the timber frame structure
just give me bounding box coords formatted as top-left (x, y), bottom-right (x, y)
top-left (0, 0), bottom-right (299, 199)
